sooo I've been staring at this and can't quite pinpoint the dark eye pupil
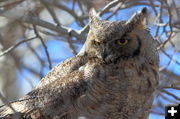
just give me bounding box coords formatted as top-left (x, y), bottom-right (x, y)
top-left (120, 39), bottom-right (126, 43)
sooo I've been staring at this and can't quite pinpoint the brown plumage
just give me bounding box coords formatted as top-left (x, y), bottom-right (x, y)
top-left (0, 7), bottom-right (159, 119)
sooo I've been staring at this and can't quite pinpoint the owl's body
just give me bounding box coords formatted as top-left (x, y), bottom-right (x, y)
top-left (0, 8), bottom-right (159, 119)
top-left (72, 57), bottom-right (157, 119)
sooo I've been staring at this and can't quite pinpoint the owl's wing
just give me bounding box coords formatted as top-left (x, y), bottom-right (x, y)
top-left (36, 54), bottom-right (87, 88)
top-left (0, 69), bottom-right (87, 119)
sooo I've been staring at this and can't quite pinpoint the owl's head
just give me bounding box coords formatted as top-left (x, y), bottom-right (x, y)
top-left (81, 8), bottom-right (158, 65)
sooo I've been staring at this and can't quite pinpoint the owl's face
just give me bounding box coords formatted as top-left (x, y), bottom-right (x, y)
top-left (86, 21), bottom-right (141, 63)
top-left (83, 8), bottom-right (158, 65)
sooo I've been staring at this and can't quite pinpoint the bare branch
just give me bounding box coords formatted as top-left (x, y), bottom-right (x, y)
top-left (0, 37), bottom-right (37, 57)
top-left (33, 25), bottom-right (52, 70)
top-left (40, 0), bottom-right (61, 26)
top-left (159, 89), bottom-right (180, 101)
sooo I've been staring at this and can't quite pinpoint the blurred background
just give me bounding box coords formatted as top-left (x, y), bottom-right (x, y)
top-left (0, 0), bottom-right (179, 119)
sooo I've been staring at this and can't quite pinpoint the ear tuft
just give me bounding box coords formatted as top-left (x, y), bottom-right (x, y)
top-left (89, 8), bottom-right (98, 18)
top-left (89, 8), bottom-right (100, 28)
top-left (125, 8), bottom-right (148, 32)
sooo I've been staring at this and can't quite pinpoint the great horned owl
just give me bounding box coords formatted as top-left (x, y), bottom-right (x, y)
top-left (0, 8), bottom-right (159, 119)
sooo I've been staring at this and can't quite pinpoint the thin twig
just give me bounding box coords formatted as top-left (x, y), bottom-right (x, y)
top-left (159, 89), bottom-right (180, 101)
top-left (53, 1), bottom-right (85, 26)
top-left (0, 37), bottom-right (37, 57)
top-left (67, 38), bottom-right (77, 55)
top-left (150, 110), bottom-right (165, 116)
top-left (80, 0), bottom-right (121, 34)
top-left (33, 25), bottom-right (52, 70)
top-left (40, 0), bottom-right (61, 26)
top-left (98, 0), bottom-right (120, 16)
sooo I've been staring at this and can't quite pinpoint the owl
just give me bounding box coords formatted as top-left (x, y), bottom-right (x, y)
top-left (0, 7), bottom-right (159, 119)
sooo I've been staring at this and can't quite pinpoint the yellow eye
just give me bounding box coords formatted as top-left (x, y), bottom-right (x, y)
top-left (116, 39), bottom-right (128, 45)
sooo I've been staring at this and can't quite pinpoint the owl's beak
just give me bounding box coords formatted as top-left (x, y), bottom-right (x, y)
top-left (101, 48), bottom-right (108, 62)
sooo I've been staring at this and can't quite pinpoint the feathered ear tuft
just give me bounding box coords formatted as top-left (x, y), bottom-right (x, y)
top-left (125, 7), bottom-right (148, 31)
top-left (89, 8), bottom-right (101, 28)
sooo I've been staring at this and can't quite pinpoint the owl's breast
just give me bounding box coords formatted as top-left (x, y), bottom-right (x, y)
top-left (77, 59), bottom-right (158, 119)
